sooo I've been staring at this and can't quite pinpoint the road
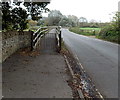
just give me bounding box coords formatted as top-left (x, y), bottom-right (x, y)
top-left (62, 28), bottom-right (118, 98)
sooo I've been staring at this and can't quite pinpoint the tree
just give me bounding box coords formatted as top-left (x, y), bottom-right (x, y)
top-left (0, 4), bottom-right (2, 30)
top-left (59, 16), bottom-right (70, 27)
top-left (47, 10), bottom-right (63, 26)
top-left (59, 15), bottom-right (76, 27)
top-left (79, 17), bottom-right (88, 27)
top-left (112, 12), bottom-right (120, 31)
top-left (11, 7), bottom-right (28, 30)
top-left (2, 1), bottom-right (50, 31)
top-left (37, 17), bottom-right (46, 26)
top-left (2, 2), bottom-right (28, 31)
top-left (79, 17), bottom-right (87, 23)
top-left (99, 12), bottom-right (119, 43)
top-left (2, 2), bottom-right (12, 30)
top-left (89, 19), bottom-right (99, 28)
top-left (24, 2), bottom-right (50, 21)
top-left (28, 19), bottom-right (38, 27)
top-left (68, 15), bottom-right (79, 26)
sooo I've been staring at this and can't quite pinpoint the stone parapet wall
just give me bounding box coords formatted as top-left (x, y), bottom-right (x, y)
top-left (0, 31), bottom-right (31, 63)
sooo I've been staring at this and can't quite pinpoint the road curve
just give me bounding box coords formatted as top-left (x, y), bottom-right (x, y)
top-left (62, 28), bottom-right (118, 98)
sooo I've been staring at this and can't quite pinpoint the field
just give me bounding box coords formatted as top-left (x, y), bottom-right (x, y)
top-left (69, 27), bottom-right (101, 36)
top-left (80, 27), bottom-right (100, 30)
top-left (80, 27), bottom-right (101, 34)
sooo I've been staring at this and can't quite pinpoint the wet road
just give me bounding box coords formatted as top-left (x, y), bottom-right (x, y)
top-left (62, 29), bottom-right (118, 98)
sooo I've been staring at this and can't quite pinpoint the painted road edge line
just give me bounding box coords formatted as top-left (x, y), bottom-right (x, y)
top-left (74, 53), bottom-right (104, 100)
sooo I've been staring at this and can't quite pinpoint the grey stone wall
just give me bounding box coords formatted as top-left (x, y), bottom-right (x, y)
top-left (0, 31), bottom-right (31, 63)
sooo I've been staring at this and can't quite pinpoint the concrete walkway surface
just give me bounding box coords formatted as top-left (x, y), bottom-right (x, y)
top-left (2, 29), bottom-right (72, 98)
top-left (3, 53), bottom-right (72, 98)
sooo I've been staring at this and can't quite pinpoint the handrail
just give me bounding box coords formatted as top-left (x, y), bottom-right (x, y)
top-left (30, 26), bottom-right (48, 51)
top-left (55, 26), bottom-right (61, 52)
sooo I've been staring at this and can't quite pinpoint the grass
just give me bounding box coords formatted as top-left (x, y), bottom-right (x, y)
top-left (80, 27), bottom-right (101, 31)
top-left (80, 27), bottom-right (101, 35)
top-left (69, 27), bottom-right (101, 36)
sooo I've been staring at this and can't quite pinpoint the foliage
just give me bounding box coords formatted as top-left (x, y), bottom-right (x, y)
top-left (24, 2), bottom-right (50, 21)
top-left (98, 12), bottom-right (119, 43)
top-left (2, 2), bottom-right (13, 30)
top-left (11, 7), bottom-right (28, 31)
top-left (79, 17), bottom-right (88, 27)
top-left (37, 18), bottom-right (45, 26)
top-left (69, 12), bottom-right (119, 44)
top-left (2, 1), bottom-right (49, 31)
top-left (59, 17), bottom-right (70, 27)
top-left (45, 10), bottom-right (78, 27)
top-left (28, 20), bottom-right (38, 27)
top-left (59, 16), bottom-right (76, 27)
top-left (78, 17), bottom-right (102, 28)
top-left (69, 27), bottom-right (81, 34)
top-left (68, 15), bottom-right (79, 26)
top-left (2, 2), bottom-right (28, 31)
top-left (79, 17), bottom-right (88, 23)
top-left (46, 10), bottom-right (63, 26)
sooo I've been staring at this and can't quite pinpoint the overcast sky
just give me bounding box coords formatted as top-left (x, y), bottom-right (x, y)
top-left (43, 0), bottom-right (119, 22)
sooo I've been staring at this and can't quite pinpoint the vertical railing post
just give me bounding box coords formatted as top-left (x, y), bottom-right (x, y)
top-left (59, 30), bottom-right (61, 52)
top-left (30, 30), bottom-right (33, 51)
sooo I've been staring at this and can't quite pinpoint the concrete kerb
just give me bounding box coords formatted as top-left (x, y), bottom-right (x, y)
top-left (63, 43), bottom-right (85, 99)
top-left (64, 55), bottom-right (85, 99)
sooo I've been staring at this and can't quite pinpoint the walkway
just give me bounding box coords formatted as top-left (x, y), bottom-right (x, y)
top-left (40, 29), bottom-right (57, 54)
top-left (2, 29), bottom-right (72, 98)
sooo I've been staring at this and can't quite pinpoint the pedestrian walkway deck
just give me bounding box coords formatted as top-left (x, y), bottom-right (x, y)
top-left (40, 29), bottom-right (57, 54)
top-left (2, 29), bottom-right (72, 98)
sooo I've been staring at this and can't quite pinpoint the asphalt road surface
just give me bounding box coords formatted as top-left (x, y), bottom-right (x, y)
top-left (62, 29), bottom-right (118, 98)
